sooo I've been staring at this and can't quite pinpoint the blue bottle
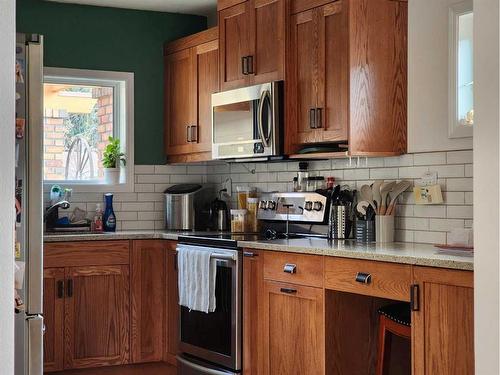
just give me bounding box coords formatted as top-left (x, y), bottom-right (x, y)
top-left (103, 193), bottom-right (116, 232)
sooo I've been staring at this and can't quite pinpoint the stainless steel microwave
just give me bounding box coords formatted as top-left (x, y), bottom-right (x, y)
top-left (212, 81), bottom-right (283, 160)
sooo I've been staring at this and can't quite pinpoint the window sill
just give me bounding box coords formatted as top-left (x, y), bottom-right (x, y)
top-left (43, 180), bottom-right (134, 194)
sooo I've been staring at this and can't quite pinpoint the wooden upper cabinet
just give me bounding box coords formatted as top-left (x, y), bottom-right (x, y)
top-left (164, 28), bottom-right (218, 163)
top-left (43, 268), bottom-right (65, 373)
top-left (219, 0), bottom-right (285, 91)
top-left (164, 48), bottom-right (196, 157)
top-left (286, 0), bottom-right (407, 156)
top-left (261, 280), bottom-right (325, 375)
top-left (219, 2), bottom-right (253, 90)
top-left (318, 2), bottom-right (349, 142)
top-left (194, 39), bottom-right (219, 155)
top-left (412, 267), bottom-right (474, 375)
top-left (348, 0), bottom-right (407, 156)
top-left (64, 265), bottom-right (130, 369)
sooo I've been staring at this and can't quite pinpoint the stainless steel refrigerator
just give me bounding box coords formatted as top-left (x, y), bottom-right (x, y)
top-left (15, 33), bottom-right (44, 375)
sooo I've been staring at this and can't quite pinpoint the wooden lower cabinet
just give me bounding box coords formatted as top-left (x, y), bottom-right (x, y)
top-left (43, 268), bottom-right (65, 373)
top-left (412, 267), bottom-right (474, 375)
top-left (130, 240), bottom-right (166, 363)
top-left (64, 265), bottom-right (130, 369)
top-left (164, 241), bottom-right (179, 365)
top-left (261, 280), bottom-right (325, 375)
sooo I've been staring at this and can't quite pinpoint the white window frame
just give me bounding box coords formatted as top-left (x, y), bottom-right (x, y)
top-left (43, 67), bottom-right (134, 193)
top-left (448, 0), bottom-right (474, 139)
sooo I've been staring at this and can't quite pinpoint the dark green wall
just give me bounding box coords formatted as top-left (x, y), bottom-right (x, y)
top-left (17, 0), bottom-right (207, 164)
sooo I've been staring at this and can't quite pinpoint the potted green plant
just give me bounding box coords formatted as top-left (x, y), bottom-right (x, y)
top-left (102, 136), bottom-right (126, 184)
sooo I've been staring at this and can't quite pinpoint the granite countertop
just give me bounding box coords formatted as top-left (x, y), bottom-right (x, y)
top-left (43, 231), bottom-right (473, 271)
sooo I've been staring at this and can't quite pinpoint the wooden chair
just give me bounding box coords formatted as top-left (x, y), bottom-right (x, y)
top-left (376, 302), bottom-right (411, 375)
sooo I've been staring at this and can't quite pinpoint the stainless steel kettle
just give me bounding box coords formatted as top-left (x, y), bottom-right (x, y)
top-left (210, 189), bottom-right (229, 231)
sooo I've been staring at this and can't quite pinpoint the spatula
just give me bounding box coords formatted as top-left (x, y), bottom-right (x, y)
top-left (360, 184), bottom-right (377, 211)
top-left (371, 180), bottom-right (384, 214)
top-left (379, 181), bottom-right (396, 215)
top-left (386, 180), bottom-right (412, 215)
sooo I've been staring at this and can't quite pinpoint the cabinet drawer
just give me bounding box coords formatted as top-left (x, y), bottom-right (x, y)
top-left (263, 251), bottom-right (323, 287)
top-left (44, 240), bottom-right (130, 268)
top-left (324, 257), bottom-right (411, 301)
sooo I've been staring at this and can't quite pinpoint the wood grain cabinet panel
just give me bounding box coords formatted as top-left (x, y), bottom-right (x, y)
top-left (286, 0), bottom-right (407, 156)
top-left (263, 251), bottom-right (324, 287)
top-left (64, 265), bottom-right (130, 369)
top-left (243, 249), bottom-right (264, 375)
top-left (261, 280), bottom-right (325, 375)
top-left (130, 240), bottom-right (165, 363)
top-left (219, 0), bottom-right (285, 90)
top-left (412, 267), bottom-right (474, 375)
top-left (164, 28), bottom-right (218, 163)
top-left (43, 268), bottom-right (65, 373)
top-left (324, 257), bottom-right (411, 301)
top-left (219, 2), bottom-right (253, 90)
top-left (164, 48), bottom-right (196, 157)
top-left (163, 241), bottom-right (179, 365)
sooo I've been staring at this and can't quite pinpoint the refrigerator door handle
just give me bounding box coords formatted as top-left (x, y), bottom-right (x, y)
top-left (26, 37), bottom-right (44, 314)
top-left (27, 314), bottom-right (44, 375)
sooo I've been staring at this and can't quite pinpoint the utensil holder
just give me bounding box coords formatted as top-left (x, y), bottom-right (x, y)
top-left (355, 220), bottom-right (375, 243)
top-left (375, 215), bottom-right (395, 243)
top-left (328, 204), bottom-right (352, 239)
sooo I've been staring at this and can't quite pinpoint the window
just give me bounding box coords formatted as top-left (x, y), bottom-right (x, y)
top-left (449, 1), bottom-right (473, 138)
top-left (43, 68), bottom-right (134, 192)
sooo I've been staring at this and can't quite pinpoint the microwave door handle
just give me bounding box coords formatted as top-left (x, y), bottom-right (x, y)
top-left (257, 90), bottom-right (271, 148)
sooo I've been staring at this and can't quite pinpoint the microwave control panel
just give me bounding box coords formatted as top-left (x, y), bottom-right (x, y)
top-left (257, 192), bottom-right (328, 223)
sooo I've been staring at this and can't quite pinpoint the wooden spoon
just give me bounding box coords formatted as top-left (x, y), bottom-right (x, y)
top-left (371, 180), bottom-right (384, 214)
top-left (360, 185), bottom-right (377, 211)
top-left (386, 180), bottom-right (412, 215)
top-left (379, 181), bottom-right (396, 215)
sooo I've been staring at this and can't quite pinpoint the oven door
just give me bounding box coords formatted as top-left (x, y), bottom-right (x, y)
top-left (212, 81), bottom-right (281, 160)
top-left (179, 251), bottom-right (242, 371)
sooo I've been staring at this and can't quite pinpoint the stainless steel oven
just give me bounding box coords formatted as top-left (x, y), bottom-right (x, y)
top-left (212, 81), bottom-right (283, 160)
top-left (177, 240), bottom-right (242, 374)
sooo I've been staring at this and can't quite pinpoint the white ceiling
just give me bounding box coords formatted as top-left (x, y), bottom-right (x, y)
top-left (45, 0), bottom-right (218, 18)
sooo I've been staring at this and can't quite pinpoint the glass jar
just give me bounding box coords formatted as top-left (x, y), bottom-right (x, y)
top-left (246, 198), bottom-right (260, 233)
top-left (297, 162), bottom-right (309, 192)
top-left (231, 209), bottom-right (247, 233)
top-left (316, 176), bottom-right (326, 190)
top-left (236, 186), bottom-right (256, 209)
top-left (306, 176), bottom-right (316, 192)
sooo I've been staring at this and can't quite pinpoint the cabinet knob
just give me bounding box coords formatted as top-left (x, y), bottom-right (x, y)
top-left (355, 272), bottom-right (371, 284)
top-left (283, 263), bottom-right (297, 274)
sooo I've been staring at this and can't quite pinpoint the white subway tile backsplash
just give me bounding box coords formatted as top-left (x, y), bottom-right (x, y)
top-left (413, 152), bottom-right (446, 165)
top-left (62, 149), bottom-right (473, 244)
top-left (446, 178), bottom-right (473, 191)
top-left (447, 150), bottom-right (473, 164)
top-left (446, 205), bottom-right (473, 219)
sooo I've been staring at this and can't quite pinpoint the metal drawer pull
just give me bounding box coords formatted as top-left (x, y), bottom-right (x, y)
top-left (57, 280), bottom-right (64, 299)
top-left (67, 279), bottom-right (73, 298)
top-left (410, 284), bottom-right (420, 311)
top-left (280, 287), bottom-right (297, 294)
top-left (283, 263), bottom-right (297, 274)
top-left (355, 272), bottom-right (372, 284)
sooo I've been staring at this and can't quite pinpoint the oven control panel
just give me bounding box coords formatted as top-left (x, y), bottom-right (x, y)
top-left (257, 192), bottom-right (328, 223)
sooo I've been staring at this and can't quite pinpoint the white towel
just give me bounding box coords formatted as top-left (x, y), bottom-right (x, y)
top-left (177, 244), bottom-right (217, 313)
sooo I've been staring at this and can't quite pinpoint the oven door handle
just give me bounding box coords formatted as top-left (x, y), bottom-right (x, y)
top-left (177, 355), bottom-right (233, 375)
top-left (176, 250), bottom-right (236, 262)
top-left (257, 89), bottom-right (272, 148)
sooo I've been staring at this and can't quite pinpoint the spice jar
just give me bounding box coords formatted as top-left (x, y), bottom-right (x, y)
top-left (246, 198), bottom-right (260, 232)
top-left (231, 209), bottom-right (247, 233)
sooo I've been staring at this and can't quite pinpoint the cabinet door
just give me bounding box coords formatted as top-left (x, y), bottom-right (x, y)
top-left (64, 265), bottom-right (130, 369)
top-left (131, 240), bottom-right (165, 363)
top-left (164, 241), bottom-right (179, 365)
top-left (412, 267), bottom-right (474, 375)
top-left (251, 0), bottom-right (285, 84)
top-left (43, 268), bottom-right (65, 373)
top-left (316, 1), bottom-right (348, 142)
top-left (219, 1), bottom-right (253, 90)
top-left (261, 280), bottom-right (325, 374)
top-left (165, 48), bottom-right (196, 156)
top-left (243, 250), bottom-right (264, 375)
top-left (193, 39), bottom-right (219, 156)
top-left (287, 8), bottom-right (320, 150)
